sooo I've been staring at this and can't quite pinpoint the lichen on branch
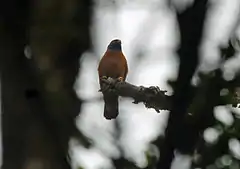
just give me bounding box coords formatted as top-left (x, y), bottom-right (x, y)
top-left (99, 77), bottom-right (172, 112)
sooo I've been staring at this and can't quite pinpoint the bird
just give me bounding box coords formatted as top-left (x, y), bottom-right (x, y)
top-left (98, 39), bottom-right (128, 120)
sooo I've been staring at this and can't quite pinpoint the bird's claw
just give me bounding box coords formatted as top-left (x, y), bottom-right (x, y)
top-left (99, 76), bottom-right (110, 92)
top-left (101, 76), bottom-right (108, 80)
top-left (117, 76), bottom-right (124, 82)
top-left (99, 76), bottom-right (123, 93)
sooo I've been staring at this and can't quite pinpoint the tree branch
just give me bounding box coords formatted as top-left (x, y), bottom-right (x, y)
top-left (99, 77), bottom-right (172, 112)
top-left (99, 74), bottom-right (240, 113)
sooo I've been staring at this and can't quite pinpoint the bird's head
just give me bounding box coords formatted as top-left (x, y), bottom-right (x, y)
top-left (107, 39), bottom-right (122, 51)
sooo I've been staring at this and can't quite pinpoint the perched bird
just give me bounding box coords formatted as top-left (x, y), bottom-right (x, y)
top-left (98, 39), bottom-right (128, 120)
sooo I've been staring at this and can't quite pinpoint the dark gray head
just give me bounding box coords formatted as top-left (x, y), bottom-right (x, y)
top-left (107, 39), bottom-right (122, 51)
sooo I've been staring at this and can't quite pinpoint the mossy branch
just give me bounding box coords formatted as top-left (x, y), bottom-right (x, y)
top-left (99, 77), bottom-right (172, 112)
top-left (99, 76), bottom-right (240, 114)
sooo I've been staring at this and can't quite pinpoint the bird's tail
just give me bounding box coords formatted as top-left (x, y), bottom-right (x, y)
top-left (103, 93), bottom-right (119, 120)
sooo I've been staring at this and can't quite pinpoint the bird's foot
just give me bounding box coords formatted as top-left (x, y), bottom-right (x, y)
top-left (99, 76), bottom-right (123, 93)
top-left (117, 76), bottom-right (124, 82)
top-left (99, 76), bottom-right (111, 92)
top-left (101, 76), bottom-right (108, 80)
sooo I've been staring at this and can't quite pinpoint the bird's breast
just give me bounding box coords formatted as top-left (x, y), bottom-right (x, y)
top-left (98, 51), bottom-right (127, 78)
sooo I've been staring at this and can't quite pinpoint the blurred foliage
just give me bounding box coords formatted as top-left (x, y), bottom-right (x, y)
top-left (1, 0), bottom-right (240, 169)
top-left (83, 1), bottom-right (240, 168)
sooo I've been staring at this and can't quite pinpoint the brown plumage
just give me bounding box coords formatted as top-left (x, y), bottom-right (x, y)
top-left (98, 39), bottom-right (128, 120)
